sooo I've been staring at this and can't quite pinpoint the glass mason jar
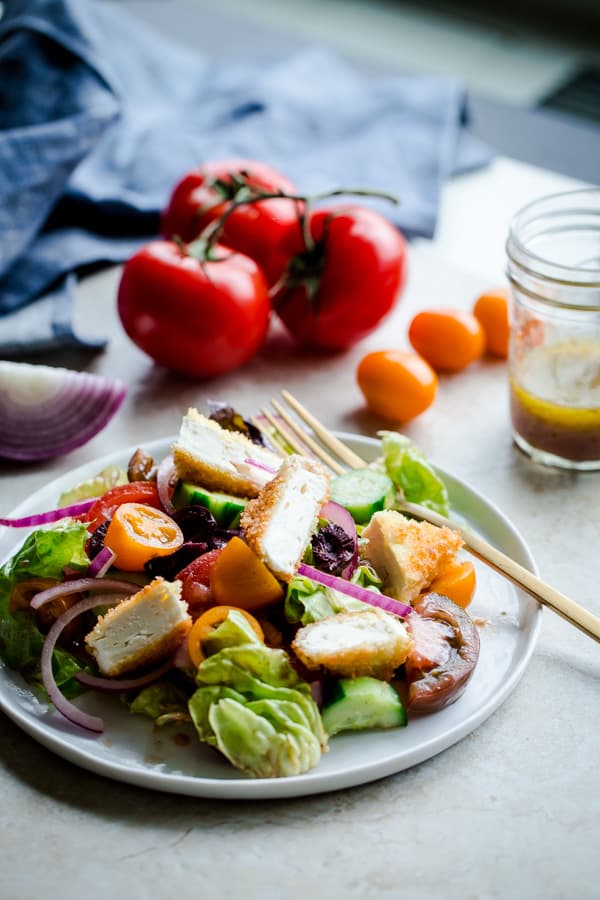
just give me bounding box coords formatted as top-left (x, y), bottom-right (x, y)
top-left (506, 188), bottom-right (600, 470)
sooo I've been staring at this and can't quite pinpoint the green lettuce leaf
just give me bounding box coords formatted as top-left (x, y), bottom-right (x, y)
top-left (0, 523), bottom-right (91, 694)
top-left (378, 431), bottom-right (449, 516)
top-left (189, 642), bottom-right (327, 778)
top-left (284, 567), bottom-right (382, 626)
top-left (207, 697), bottom-right (322, 778)
top-left (128, 682), bottom-right (191, 727)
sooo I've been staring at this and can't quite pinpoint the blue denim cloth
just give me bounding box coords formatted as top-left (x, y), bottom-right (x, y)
top-left (0, 0), bottom-right (491, 354)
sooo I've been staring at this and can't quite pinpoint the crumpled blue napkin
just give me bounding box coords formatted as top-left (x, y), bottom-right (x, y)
top-left (0, 0), bottom-right (490, 355)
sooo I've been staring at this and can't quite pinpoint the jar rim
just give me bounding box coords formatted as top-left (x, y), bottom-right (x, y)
top-left (506, 187), bottom-right (600, 288)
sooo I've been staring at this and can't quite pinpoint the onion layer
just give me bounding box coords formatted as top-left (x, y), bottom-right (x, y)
top-left (75, 657), bottom-right (174, 693)
top-left (0, 498), bottom-right (96, 528)
top-left (40, 594), bottom-right (128, 733)
top-left (0, 361), bottom-right (126, 461)
top-left (157, 454), bottom-right (177, 515)
top-left (87, 547), bottom-right (117, 578)
top-left (298, 563), bottom-right (413, 619)
top-left (31, 577), bottom-right (138, 610)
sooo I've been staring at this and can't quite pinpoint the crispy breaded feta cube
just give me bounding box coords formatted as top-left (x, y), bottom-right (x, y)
top-left (361, 510), bottom-right (463, 605)
top-left (241, 455), bottom-right (330, 581)
top-left (172, 408), bottom-right (281, 498)
top-left (85, 577), bottom-right (191, 677)
top-left (292, 608), bottom-right (413, 681)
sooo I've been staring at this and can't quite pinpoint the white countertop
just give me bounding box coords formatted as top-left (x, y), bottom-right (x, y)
top-left (1, 157), bottom-right (599, 900)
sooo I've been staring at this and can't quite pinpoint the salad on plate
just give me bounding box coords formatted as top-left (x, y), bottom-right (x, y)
top-left (0, 405), bottom-right (481, 779)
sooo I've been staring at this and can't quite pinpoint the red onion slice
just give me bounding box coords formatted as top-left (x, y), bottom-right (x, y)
top-left (243, 457), bottom-right (277, 475)
top-left (0, 361), bottom-right (127, 461)
top-left (87, 547), bottom-right (117, 578)
top-left (319, 500), bottom-right (359, 578)
top-left (157, 454), bottom-right (177, 514)
top-left (298, 563), bottom-right (413, 619)
top-left (40, 594), bottom-right (129, 733)
top-left (0, 498), bottom-right (96, 528)
top-left (31, 577), bottom-right (138, 610)
top-left (75, 656), bottom-right (174, 693)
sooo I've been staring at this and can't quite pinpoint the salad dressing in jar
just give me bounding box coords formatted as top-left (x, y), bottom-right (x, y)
top-left (506, 189), bottom-right (600, 470)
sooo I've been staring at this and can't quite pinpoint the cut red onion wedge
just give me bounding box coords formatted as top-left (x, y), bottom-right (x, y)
top-left (40, 594), bottom-right (129, 733)
top-left (0, 361), bottom-right (126, 461)
top-left (87, 547), bottom-right (117, 578)
top-left (298, 563), bottom-right (413, 619)
top-left (319, 500), bottom-right (358, 578)
top-left (31, 576), bottom-right (138, 610)
top-left (157, 454), bottom-right (177, 514)
top-left (0, 497), bottom-right (96, 528)
top-left (75, 656), bottom-right (174, 693)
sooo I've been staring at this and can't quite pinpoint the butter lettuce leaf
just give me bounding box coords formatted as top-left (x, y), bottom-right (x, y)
top-left (378, 431), bottom-right (449, 516)
top-left (189, 642), bottom-right (327, 777)
top-left (128, 682), bottom-right (191, 727)
top-left (0, 523), bottom-right (91, 694)
top-left (284, 567), bottom-right (382, 626)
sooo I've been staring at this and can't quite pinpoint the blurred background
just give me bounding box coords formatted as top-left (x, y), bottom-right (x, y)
top-left (102, 0), bottom-right (600, 180)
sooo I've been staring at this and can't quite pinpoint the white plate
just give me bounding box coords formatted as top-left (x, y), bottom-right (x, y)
top-left (0, 434), bottom-right (541, 799)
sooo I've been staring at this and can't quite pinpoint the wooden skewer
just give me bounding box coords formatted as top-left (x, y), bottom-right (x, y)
top-left (279, 391), bottom-right (600, 644)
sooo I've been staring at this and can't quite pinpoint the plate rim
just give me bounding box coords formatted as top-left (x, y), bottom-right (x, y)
top-left (0, 432), bottom-right (542, 799)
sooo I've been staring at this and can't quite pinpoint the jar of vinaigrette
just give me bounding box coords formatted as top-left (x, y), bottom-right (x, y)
top-left (506, 189), bottom-right (600, 470)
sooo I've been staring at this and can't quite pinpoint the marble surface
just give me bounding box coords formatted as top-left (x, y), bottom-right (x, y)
top-left (1, 160), bottom-right (599, 900)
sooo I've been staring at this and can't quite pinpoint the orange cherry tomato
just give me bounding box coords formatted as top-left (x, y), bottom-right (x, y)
top-left (187, 605), bottom-right (264, 669)
top-left (408, 309), bottom-right (485, 372)
top-left (356, 349), bottom-right (438, 421)
top-left (104, 502), bottom-right (184, 572)
top-left (429, 560), bottom-right (476, 609)
top-left (209, 536), bottom-right (284, 610)
top-left (473, 289), bottom-right (510, 358)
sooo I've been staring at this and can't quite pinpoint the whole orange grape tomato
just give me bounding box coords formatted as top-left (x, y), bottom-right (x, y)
top-left (408, 309), bottom-right (485, 372)
top-left (473, 289), bottom-right (510, 358)
top-left (357, 349), bottom-right (437, 421)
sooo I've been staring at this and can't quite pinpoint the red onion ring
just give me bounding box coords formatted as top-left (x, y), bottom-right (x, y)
top-left (40, 594), bottom-right (129, 733)
top-left (298, 563), bottom-right (413, 619)
top-left (87, 547), bottom-right (117, 578)
top-left (157, 454), bottom-right (177, 514)
top-left (31, 577), bottom-right (138, 610)
top-left (0, 498), bottom-right (96, 528)
top-left (320, 500), bottom-right (359, 579)
top-left (75, 656), bottom-right (175, 693)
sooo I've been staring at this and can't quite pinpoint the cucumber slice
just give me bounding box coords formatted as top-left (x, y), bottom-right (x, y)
top-left (172, 481), bottom-right (247, 528)
top-left (322, 677), bottom-right (407, 736)
top-left (330, 469), bottom-right (394, 524)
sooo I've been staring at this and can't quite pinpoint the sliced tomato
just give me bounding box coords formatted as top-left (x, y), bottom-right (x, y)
top-left (177, 549), bottom-right (223, 608)
top-left (104, 502), bottom-right (184, 572)
top-left (87, 482), bottom-right (162, 531)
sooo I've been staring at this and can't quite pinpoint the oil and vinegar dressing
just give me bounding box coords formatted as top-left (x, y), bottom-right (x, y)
top-left (510, 340), bottom-right (600, 462)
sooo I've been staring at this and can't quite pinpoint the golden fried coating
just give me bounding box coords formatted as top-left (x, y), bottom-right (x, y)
top-left (292, 608), bottom-right (413, 681)
top-left (361, 510), bottom-right (463, 605)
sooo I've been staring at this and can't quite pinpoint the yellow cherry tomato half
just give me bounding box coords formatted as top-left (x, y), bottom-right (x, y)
top-left (187, 605), bottom-right (264, 669)
top-left (473, 289), bottom-right (510, 358)
top-left (104, 502), bottom-right (184, 572)
top-left (408, 308), bottom-right (485, 372)
top-left (429, 560), bottom-right (476, 609)
top-left (357, 349), bottom-right (438, 421)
